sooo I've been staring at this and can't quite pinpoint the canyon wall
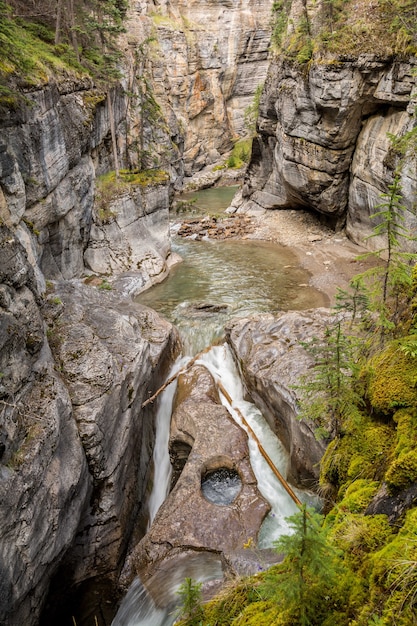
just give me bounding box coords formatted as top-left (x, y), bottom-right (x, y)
top-left (237, 54), bottom-right (417, 245)
top-left (0, 220), bottom-right (179, 625)
top-left (0, 26), bottom-right (180, 626)
top-left (124, 0), bottom-right (273, 177)
top-left (0, 0), bottom-right (276, 619)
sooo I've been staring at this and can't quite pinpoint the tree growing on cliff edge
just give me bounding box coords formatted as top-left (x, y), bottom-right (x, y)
top-left (295, 319), bottom-right (362, 440)
top-left (356, 171), bottom-right (417, 342)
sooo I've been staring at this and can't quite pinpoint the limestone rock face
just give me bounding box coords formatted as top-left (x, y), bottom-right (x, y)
top-left (0, 83), bottom-right (124, 285)
top-left (84, 181), bottom-right (172, 294)
top-left (238, 55), bottom-right (417, 243)
top-left (126, 363), bottom-right (270, 586)
top-left (226, 310), bottom-right (334, 487)
top-left (130, 0), bottom-right (274, 176)
top-left (0, 225), bottom-right (89, 626)
top-left (42, 282), bottom-right (179, 587)
top-left (0, 79), bottom-right (174, 293)
top-left (0, 224), bottom-right (180, 624)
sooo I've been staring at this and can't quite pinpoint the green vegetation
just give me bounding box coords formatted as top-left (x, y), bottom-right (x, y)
top-left (270, 0), bottom-right (417, 63)
top-left (244, 84), bottom-right (263, 137)
top-left (98, 278), bottom-right (112, 290)
top-left (295, 320), bottom-right (363, 439)
top-left (177, 119), bottom-right (417, 624)
top-left (175, 578), bottom-right (204, 625)
top-left (94, 169), bottom-right (169, 223)
top-left (225, 139), bottom-right (253, 170)
top-left (0, 0), bottom-right (127, 106)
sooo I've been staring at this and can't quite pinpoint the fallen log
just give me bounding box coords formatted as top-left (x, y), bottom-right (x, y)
top-left (141, 345), bottom-right (213, 408)
top-left (215, 378), bottom-right (302, 508)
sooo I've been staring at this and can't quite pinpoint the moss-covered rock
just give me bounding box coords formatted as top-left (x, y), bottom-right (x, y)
top-left (361, 508), bottom-right (417, 624)
top-left (385, 449), bottom-right (417, 494)
top-left (365, 344), bottom-right (417, 416)
top-left (320, 420), bottom-right (394, 492)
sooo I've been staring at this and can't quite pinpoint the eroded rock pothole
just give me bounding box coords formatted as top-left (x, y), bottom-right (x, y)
top-left (201, 468), bottom-right (242, 505)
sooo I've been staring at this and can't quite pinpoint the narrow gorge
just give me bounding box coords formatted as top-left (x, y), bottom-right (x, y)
top-left (0, 0), bottom-right (416, 624)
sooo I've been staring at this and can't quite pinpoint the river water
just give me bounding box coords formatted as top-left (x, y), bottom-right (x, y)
top-left (112, 188), bottom-right (325, 626)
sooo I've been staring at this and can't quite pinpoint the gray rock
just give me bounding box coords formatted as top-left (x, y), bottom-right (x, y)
top-left (125, 363), bottom-right (270, 586)
top-left (226, 310), bottom-right (334, 487)
top-left (238, 55), bottom-right (417, 240)
top-left (42, 281), bottom-right (180, 586)
top-left (0, 225), bottom-right (89, 625)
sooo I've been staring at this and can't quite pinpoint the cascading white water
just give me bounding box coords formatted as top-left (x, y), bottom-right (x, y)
top-left (147, 357), bottom-right (189, 528)
top-left (112, 343), bottom-right (317, 626)
top-left (197, 343), bottom-right (307, 546)
top-left (113, 188), bottom-right (324, 625)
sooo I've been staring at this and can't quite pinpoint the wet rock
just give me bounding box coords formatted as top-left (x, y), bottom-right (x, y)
top-left (0, 221), bottom-right (180, 625)
top-left (226, 310), bottom-right (336, 488)
top-left (42, 281), bottom-right (180, 588)
top-left (124, 363), bottom-right (270, 586)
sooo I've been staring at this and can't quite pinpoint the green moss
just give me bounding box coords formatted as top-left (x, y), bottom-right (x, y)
top-left (341, 479), bottom-right (380, 513)
top-left (320, 420), bottom-right (394, 491)
top-left (365, 344), bottom-right (417, 416)
top-left (330, 511), bottom-right (392, 566)
top-left (198, 577), bottom-right (262, 626)
top-left (82, 91), bottom-right (107, 111)
top-left (385, 449), bottom-right (417, 494)
top-left (393, 408), bottom-right (417, 456)
top-left (232, 601), bottom-right (282, 625)
top-left (119, 168), bottom-right (169, 186)
top-left (362, 509), bottom-right (417, 623)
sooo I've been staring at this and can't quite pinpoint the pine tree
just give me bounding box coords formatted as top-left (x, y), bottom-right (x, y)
top-left (357, 172), bottom-right (417, 341)
top-left (174, 577), bottom-right (204, 626)
top-left (295, 319), bottom-right (361, 439)
top-left (262, 505), bottom-right (346, 625)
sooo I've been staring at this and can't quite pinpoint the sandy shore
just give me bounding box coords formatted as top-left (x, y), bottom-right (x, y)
top-left (175, 203), bottom-right (375, 305)
top-left (244, 207), bottom-right (376, 304)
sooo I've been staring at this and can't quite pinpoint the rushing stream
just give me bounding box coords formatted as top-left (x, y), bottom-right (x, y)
top-left (112, 188), bottom-right (324, 626)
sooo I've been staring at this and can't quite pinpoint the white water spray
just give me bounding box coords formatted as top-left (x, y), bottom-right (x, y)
top-left (198, 343), bottom-right (302, 546)
top-left (147, 357), bottom-right (189, 528)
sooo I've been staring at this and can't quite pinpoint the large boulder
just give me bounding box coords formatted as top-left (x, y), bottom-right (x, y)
top-left (124, 363), bottom-right (270, 591)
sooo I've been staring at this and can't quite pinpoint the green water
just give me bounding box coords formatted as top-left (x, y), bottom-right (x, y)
top-left (174, 185), bottom-right (239, 217)
top-left (137, 237), bottom-right (327, 354)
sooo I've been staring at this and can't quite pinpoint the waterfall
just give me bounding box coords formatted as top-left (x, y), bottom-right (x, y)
top-left (112, 343), bottom-right (317, 626)
top-left (197, 343), bottom-right (304, 546)
top-left (147, 357), bottom-right (188, 528)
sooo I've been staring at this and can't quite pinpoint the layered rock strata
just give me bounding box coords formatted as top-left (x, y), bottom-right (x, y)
top-left (0, 226), bottom-right (89, 625)
top-left (0, 79), bottom-right (176, 293)
top-left (0, 222), bottom-right (179, 624)
top-left (237, 54), bottom-right (417, 246)
top-left (127, 0), bottom-right (274, 176)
